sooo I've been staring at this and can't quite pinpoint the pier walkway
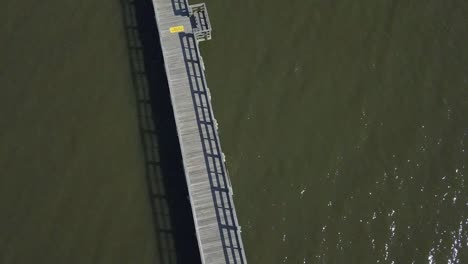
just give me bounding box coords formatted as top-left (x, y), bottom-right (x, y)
top-left (150, 0), bottom-right (247, 263)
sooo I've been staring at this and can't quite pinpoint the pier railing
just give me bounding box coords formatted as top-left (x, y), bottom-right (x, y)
top-left (189, 3), bottom-right (212, 41)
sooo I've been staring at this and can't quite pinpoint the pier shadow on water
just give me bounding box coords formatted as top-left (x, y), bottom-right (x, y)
top-left (119, 0), bottom-right (201, 263)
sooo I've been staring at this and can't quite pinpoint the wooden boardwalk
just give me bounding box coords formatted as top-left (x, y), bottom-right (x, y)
top-left (150, 0), bottom-right (247, 263)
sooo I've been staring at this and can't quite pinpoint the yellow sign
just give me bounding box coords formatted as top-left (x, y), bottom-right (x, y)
top-left (169, 25), bottom-right (185, 33)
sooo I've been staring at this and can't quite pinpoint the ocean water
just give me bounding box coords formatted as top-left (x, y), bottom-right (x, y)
top-left (198, 0), bottom-right (468, 263)
top-left (1, 0), bottom-right (163, 263)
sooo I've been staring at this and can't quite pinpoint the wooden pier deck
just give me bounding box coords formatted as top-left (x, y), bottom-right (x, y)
top-left (150, 0), bottom-right (247, 263)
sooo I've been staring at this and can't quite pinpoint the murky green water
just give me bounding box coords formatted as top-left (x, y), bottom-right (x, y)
top-left (0, 0), bottom-right (158, 263)
top-left (1, 0), bottom-right (467, 263)
top-left (199, 0), bottom-right (468, 263)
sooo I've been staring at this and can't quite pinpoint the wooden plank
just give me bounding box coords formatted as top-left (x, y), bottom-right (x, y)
top-left (150, 1), bottom-right (247, 263)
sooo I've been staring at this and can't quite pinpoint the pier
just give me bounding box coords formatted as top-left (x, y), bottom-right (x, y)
top-left (150, 0), bottom-right (247, 263)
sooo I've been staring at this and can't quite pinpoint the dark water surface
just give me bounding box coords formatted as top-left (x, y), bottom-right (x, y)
top-left (0, 0), bottom-right (156, 263)
top-left (1, 0), bottom-right (468, 263)
top-left (1, 0), bottom-right (199, 263)
top-left (198, 0), bottom-right (468, 263)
